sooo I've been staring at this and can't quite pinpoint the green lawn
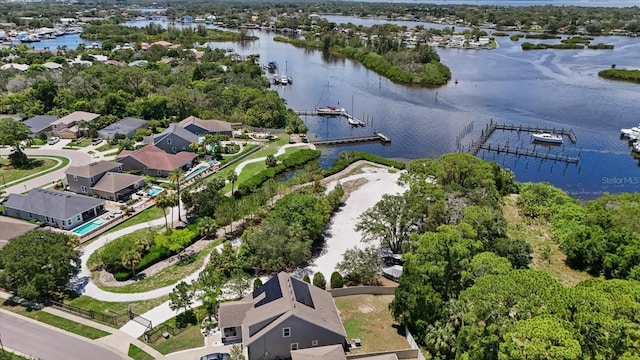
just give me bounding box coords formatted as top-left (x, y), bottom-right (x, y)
top-left (128, 344), bottom-right (155, 360)
top-left (0, 350), bottom-right (28, 360)
top-left (0, 157), bottom-right (58, 187)
top-left (65, 295), bottom-right (170, 327)
top-left (67, 138), bottom-right (92, 148)
top-left (0, 299), bottom-right (110, 340)
top-left (96, 143), bottom-right (118, 152)
top-left (148, 322), bottom-right (203, 355)
top-left (95, 240), bottom-right (220, 293)
top-left (104, 206), bottom-right (164, 235)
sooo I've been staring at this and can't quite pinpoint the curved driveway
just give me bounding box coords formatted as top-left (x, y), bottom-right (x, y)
top-left (0, 148), bottom-right (93, 194)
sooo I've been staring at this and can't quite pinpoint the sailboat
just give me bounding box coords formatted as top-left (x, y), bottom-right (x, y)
top-left (316, 82), bottom-right (346, 115)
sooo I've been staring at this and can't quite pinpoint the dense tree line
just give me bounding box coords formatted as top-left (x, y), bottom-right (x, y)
top-left (519, 183), bottom-right (640, 280)
top-left (0, 49), bottom-right (298, 130)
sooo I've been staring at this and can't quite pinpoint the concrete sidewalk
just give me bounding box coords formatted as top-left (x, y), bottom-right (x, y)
top-left (0, 290), bottom-right (165, 359)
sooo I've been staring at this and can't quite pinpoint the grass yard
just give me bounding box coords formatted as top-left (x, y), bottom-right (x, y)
top-left (104, 206), bottom-right (164, 235)
top-left (67, 138), bottom-right (92, 148)
top-left (0, 299), bottom-right (110, 339)
top-left (96, 143), bottom-right (119, 152)
top-left (146, 317), bottom-right (203, 354)
top-left (95, 240), bottom-right (220, 293)
top-left (334, 295), bottom-right (410, 354)
top-left (128, 344), bottom-right (155, 360)
top-left (0, 350), bottom-right (28, 360)
top-left (502, 194), bottom-right (592, 287)
top-left (0, 157), bottom-right (58, 187)
top-left (65, 295), bottom-right (170, 327)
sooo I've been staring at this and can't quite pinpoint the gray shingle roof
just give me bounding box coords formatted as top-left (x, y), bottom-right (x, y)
top-left (90, 172), bottom-right (144, 193)
top-left (178, 116), bottom-right (233, 134)
top-left (65, 161), bottom-right (122, 178)
top-left (98, 117), bottom-right (147, 138)
top-left (52, 111), bottom-right (100, 126)
top-left (3, 189), bottom-right (105, 220)
top-left (23, 115), bottom-right (59, 133)
top-left (153, 124), bottom-right (199, 144)
top-left (290, 345), bottom-right (347, 360)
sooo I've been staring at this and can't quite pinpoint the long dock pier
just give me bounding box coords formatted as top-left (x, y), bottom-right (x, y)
top-left (469, 120), bottom-right (578, 155)
top-left (295, 110), bottom-right (366, 127)
top-left (477, 143), bottom-right (580, 164)
top-left (311, 132), bottom-right (391, 145)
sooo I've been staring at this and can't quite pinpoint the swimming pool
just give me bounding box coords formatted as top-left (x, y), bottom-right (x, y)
top-left (72, 219), bottom-right (105, 236)
top-left (148, 186), bottom-right (164, 197)
top-left (185, 165), bottom-right (209, 180)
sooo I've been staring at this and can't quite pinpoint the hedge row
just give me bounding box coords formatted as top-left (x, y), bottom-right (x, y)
top-left (323, 151), bottom-right (406, 177)
top-left (235, 149), bottom-right (321, 196)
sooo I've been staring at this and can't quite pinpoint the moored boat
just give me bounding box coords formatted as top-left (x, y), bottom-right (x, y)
top-left (316, 106), bottom-right (346, 116)
top-left (532, 133), bottom-right (563, 144)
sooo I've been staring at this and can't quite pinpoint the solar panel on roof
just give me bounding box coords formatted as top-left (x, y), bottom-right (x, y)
top-left (291, 277), bottom-right (315, 309)
top-left (253, 275), bottom-right (283, 307)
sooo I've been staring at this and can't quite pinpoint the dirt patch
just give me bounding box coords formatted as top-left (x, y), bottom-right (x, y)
top-left (335, 294), bottom-right (410, 354)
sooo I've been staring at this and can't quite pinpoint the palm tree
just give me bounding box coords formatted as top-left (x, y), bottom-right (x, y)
top-left (189, 141), bottom-right (201, 154)
top-left (155, 193), bottom-right (172, 231)
top-left (169, 168), bottom-right (185, 222)
top-left (198, 216), bottom-right (218, 239)
top-left (285, 125), bottom-right (294, 143)
top-left (227, 171), bottom-right (238, 195)
top-left (122, 250), bottom-right (141, 278)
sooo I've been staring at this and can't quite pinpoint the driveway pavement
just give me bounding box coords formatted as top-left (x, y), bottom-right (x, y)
top-left (0, 310), bottom-right (127, 360)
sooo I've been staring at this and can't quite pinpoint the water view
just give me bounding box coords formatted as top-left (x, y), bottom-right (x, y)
top-left (36, 16), bottom-right (640, 198)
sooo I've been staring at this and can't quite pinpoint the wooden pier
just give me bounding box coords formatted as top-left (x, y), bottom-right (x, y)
top-left (469, 120), bottom-right (578, 155)
top-left (311, 132), bottom-right (391, 145)
top-left (295, 110), bottom-right (366, 127)
top-left (478, 143), bottom-right (580, 164)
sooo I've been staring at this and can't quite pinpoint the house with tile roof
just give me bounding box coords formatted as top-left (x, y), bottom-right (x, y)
top-left (65, 160), bottom-right (145, 201)
top-left (219, 272), bottom-right (347, 360)
top-left (98, 117), bottom-right (147, 140)
top-left (116, 144), bottom-right (197, 177)
top-left (143, 124), bottom-right (199, 154)
top-left (177, 116), bottom-right (233, 136)
top-left (2, 189), bottom-right (105, 230)
top-left (51, 111), bottom-right (100, 139)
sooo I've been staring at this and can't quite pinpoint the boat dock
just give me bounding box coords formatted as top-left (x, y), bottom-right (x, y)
top-left (311, 132), bottom-right (391, 145)
top-left (295, 110), bottom-right (366, 127)
top-left (477, 143), bottom-right (580, 164)
top-left (469, 120), bottom-right (577, 155)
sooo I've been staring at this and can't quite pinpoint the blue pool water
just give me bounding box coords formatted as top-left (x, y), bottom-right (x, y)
top-left (148, 186), bottom-right (164, 197)
top-left (72, 219), bottom-right (105, 236)
top-left (186, 165), bottom-right (208, 180)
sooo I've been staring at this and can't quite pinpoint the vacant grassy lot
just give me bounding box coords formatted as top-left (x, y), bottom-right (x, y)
top-left (502, 194), bottom-right (592, 287)
top-left (0, 157), bottom-right (58, 186)
top-left (334, 295), bottom-right (409, 354)
top-left (0, 299), bottom-right (110, 339)
top-left (65, 295), bottom-right (170, 327)
top-left (146, 317), bottom-right (203, 354)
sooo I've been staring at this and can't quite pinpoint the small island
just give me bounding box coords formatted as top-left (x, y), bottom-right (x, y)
top-left (521, 35), bottom-right (614, 50)
top-left (599, 68), bottom-right (640, 84)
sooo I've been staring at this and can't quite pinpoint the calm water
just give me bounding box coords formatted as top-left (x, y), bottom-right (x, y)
top-left (38, 17), bottom-right (640, 198)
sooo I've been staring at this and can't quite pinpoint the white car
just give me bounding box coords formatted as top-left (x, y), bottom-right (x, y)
top-left (47, 137), bottom-right (60, 145)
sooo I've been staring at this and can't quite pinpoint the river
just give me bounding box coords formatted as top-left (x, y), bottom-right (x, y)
top-left (34, 16), bottom-right (640, 198)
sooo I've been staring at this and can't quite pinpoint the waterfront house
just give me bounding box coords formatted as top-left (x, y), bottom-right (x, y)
top-left (178, 116), bottom-right (234, 137)
top-left (116, 144), bottom-right (197, 177)
top-left (65, 160), bottom-right (145, 201)
top-left (97, 117), bottom-right (147, 140)
top-left (143, 124), bottom-right (199, 154)
top-left (2, 189), bottom-right (105, 230)
top-left (219, 272), bottom-right (347, 360)
top-left (23, 115), bottom-right (59, 137)
top-left (51, 111), bottom-right (100, 139)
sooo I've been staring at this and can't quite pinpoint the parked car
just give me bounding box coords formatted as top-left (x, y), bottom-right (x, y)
top-left (91, 137), bottom-right (103, 146)
top-left (199, 353), bottom-right (230, 360)
top-left (48, 137), bottom-right (60, 145)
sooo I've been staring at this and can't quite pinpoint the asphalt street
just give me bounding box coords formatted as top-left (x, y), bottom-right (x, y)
top-left (0, 311), bottom-right (126, 360)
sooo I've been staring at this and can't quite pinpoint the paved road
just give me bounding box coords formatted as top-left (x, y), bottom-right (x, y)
top-left (0, 148), bottom-right (93, 194)
top-left (0, 311), bottom-right (126, 360)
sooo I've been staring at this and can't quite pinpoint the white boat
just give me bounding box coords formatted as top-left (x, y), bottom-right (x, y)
top-left (532, 133), bottom-right (563, 144)
top-left (316, 106), bottom-right (346, 116)
top-left (279, 75), bottom-right (288, 85)
top-left (621, 127), bottom-right (640, 138)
